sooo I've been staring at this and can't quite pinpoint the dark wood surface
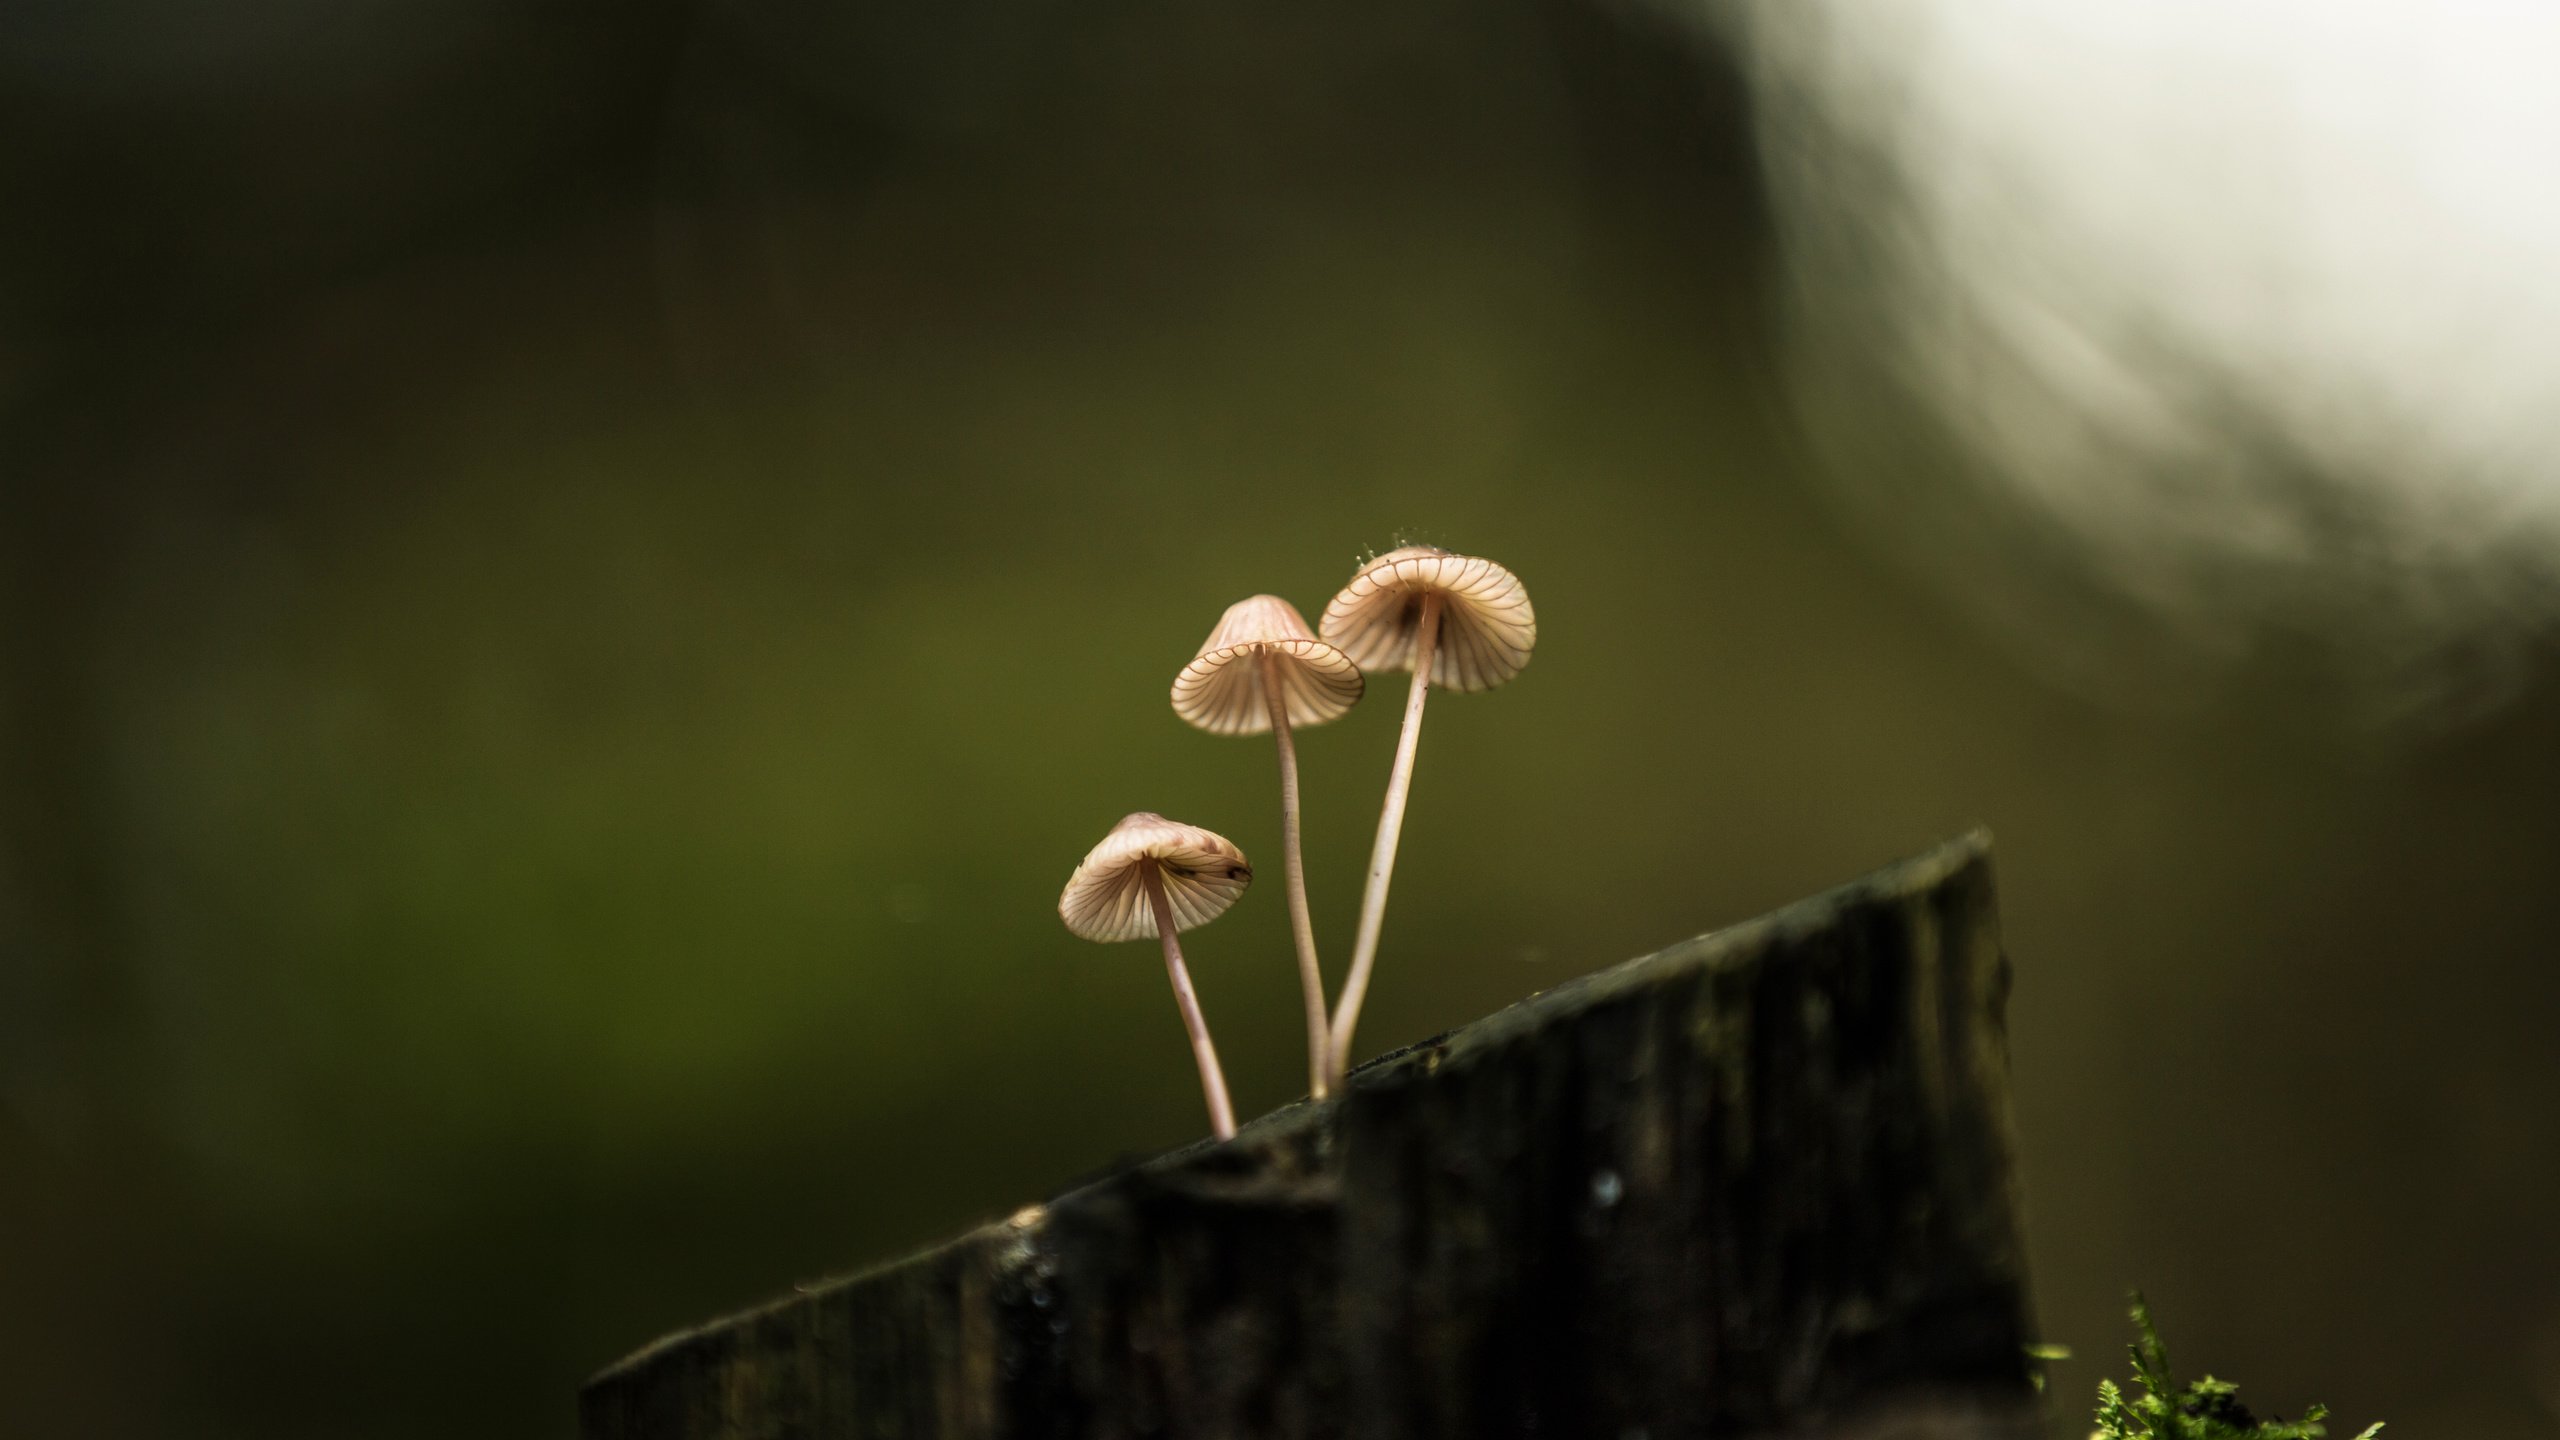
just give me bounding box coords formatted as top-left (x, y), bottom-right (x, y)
top-left (582, 833), bottom-right (2040, 1439)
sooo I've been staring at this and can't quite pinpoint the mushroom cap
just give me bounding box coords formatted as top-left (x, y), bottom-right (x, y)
top-left (1319, 546), bottom-right (1536, 692)
top-left (1058, 812), bottom-right (1254, 943)
top-left (1170, 594), bottom-right (1365, 736)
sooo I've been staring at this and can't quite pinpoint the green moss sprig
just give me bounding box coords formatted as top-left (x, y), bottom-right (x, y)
top-left (2092, 1295), bottom-right (2382, 1440)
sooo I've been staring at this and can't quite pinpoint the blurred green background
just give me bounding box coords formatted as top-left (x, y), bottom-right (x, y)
top-left (6, 2), bottom-right (2558, 1437)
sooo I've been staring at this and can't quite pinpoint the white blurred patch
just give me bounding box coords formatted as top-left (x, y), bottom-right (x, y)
top-left (1719, 0), bottom-right (2560, 718)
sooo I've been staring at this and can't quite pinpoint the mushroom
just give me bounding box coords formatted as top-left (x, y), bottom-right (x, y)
top-left (1058, 812), bottom-right (1254, 1139)
top-left (1317, 546), bottom-right (1535, 1086)
top-left (1171, 594), bottom-right (1364, 1099)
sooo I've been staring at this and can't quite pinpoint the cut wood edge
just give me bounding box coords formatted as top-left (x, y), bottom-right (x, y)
top-left (582, 827), bottom-right (2023, 1435)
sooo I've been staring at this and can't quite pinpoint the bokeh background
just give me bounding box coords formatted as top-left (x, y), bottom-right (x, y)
top-left (6, 1), bottom-right (2559, 1436)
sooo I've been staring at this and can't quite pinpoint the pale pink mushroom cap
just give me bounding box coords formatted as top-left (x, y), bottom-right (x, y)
top-left (1318, 546), bottom-right (1536, 692)
top-left (1170, 594), bottom-right (1365, 736)
top-left (1057, 812), bottom-right (1254, 943)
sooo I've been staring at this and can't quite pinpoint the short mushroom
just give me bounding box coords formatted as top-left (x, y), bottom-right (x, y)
top-left (1058, 812), bottom-right (1254, 1139)
top-left (1171, 594), bottom-right (1364, 1099)
top-left (1318, 545), bottom-right (1535, 1085)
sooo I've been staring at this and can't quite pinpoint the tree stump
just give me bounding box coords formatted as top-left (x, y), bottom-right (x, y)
top-left (582, 833), bottom-right (2039, 1439)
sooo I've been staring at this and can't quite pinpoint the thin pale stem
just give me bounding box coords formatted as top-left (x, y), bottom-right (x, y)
top-left (1328, 589), bottom-right (1441, 1087)
top-left (1259, 648), bottom-right (1331, 1100)
top-left (1144, 860), bottom-right (1236, 1140)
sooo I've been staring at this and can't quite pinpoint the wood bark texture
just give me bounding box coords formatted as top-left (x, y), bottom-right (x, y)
top-left (582, 833), bottom-right (2040, 1440)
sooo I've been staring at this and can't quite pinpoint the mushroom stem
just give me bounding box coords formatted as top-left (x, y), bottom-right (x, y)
top-left (1143, 860), bottom-right (1237, 1140)
top-left (1328, 588), bottom-right (1441, 1087)
top-left (1258, 648), bottom-right (1332, 1100)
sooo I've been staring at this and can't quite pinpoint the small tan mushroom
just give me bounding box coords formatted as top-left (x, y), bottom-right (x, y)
top-left (1320, 546), bottom-right (1535, 691)
top-left (1172, 595), bottom-right (1364, 1099)
top-left (1171, 594), bottom-right (1364, 735)
top-left (1059, 812), bottom-right (1253, 1139)
top-left (1317, 546), bottom-right (1536, 1086)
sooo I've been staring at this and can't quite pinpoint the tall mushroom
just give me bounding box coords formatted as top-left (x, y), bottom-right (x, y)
top-left (1058, 812), bottom-right (1254, 1139)
top-left (1318, 546), bottom-right (1536, 1086)
top-left (1171, 595), bottom-right (1364, 1099)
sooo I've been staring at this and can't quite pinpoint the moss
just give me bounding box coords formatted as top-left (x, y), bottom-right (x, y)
top-left (2089, 1295), bottom-right (2382, 1440)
